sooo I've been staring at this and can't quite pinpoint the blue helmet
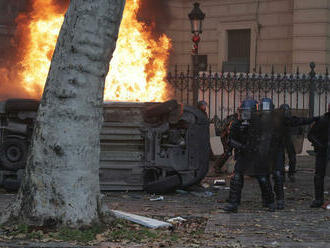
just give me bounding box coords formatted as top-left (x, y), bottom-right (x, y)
top-left (239, 99), bottom-right (257, 111)
top-left (258, 98), bottom-right (274, 111)
top-left (238, 99), bottom-right (257, 123)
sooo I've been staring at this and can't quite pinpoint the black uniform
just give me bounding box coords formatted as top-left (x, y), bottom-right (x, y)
top-left (224, 118), bottom-right (275, 212)
top-left (284, 132), bottom-right (297, 179)
top-left (308, 112), bottom-right (330, 208)
top-left (271, 112), bottom-right (317, 209)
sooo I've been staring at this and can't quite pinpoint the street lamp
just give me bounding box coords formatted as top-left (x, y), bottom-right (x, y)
top-left (188, 2), bottom-right (205, 55)
top-left (188, 2), bottom-right (205, 106)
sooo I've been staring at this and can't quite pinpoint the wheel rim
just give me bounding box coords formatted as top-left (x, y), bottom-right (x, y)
top-left (6, 145), bottom-right (22, 162)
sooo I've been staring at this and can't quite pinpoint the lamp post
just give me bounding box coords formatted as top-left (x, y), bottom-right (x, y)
top-left (188, 2), bottom-right (205, 106)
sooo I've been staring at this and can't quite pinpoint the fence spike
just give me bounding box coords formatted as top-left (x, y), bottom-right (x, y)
top-left (259, 65), bottom-right (262, 74)
top-left (284, 65), bottom-right (287, 75)
top-left (296, 66), bottom-right (299, 75)
top-left (271, 65), bottom-right (274, 75)
top-left (326, 67), bottom-right (328, 76)
top-left (310, 62), bottom-right (316, 78)
top-left (234, 66), bottom-right (237, 74)
top-left (310, 61), bottom-right (316, 70)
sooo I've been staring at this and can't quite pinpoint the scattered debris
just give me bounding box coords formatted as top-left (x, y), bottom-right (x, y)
top-left (167, 217), bottom-right (187, 224)
top-left (271, 241), bottom-right (280, 247)
top-left (191, 191), bottom-right (213, 197)
top-left (322, 201), bottom-right (330, 210)
top-left (129, 194), bottom-right (142, 199)
top-left (111, 210), bottom-right (172, 229)
top-left (214, 179), bottom-right (226, 186)
top-left (176, 189), bottom-right (188, 194)
top-left (201, 183), bottom-right (210, 188)
top-left (150, 196), bottom-right (164, 201)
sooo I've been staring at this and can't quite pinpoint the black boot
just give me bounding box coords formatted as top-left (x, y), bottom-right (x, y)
top-left (257, 176), bottom-right (268, 207)
top-left (273, 170), bottom-right (285, 210)
top-left (257, 176), bottom-right (275, 212)
top-left (224, 173), bottom-right (244, 213)
top-left (310, 175), bottom-right (324, 208)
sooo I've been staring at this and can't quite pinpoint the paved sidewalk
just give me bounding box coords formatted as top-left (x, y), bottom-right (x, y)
top-left (0, 156), bottom-right (329, 247)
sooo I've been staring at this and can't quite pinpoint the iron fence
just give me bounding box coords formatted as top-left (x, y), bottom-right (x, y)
top-left (167, 62), bottom-right (330, 121)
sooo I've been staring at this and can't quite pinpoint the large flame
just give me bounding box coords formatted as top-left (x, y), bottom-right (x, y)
top-left (16, 0), bottom-right (66, 96)
top-left (105, 0), bottom-right (171, 102)
top-left (0, 0), bottom-right (171, 102)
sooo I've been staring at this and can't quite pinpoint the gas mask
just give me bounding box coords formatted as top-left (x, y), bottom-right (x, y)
top-left (240, 109), bottom-right (252, 126)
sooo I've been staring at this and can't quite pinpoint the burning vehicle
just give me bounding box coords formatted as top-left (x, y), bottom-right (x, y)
top-left (0, 99), bottom-right (209, 193)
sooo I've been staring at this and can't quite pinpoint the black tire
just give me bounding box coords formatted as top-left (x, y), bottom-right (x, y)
top-left (144, 174), bottom-right (181, 193)
top-left (3, 178), bottom-right (21, 192)
top-left (0, 138), bottom-right (28, 171)
top-left (5, 99), bottom-right (39, 113)
top-left (181, 159), bottom-right (209, 188)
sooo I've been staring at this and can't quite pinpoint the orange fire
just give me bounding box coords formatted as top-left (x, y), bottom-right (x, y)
top-left (1, 0), bottom-right (171, 102)
top-left (105, 0), bottom-right (171, 102)
top-left (16, 0), bottom-right (66, 97)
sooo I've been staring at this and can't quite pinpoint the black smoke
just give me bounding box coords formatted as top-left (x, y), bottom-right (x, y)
top-left (137, 0), bottom-right (171, 38)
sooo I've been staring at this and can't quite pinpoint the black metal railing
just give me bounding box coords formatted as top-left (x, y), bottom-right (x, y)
top-left (167, 62), bottom-right (330, 121)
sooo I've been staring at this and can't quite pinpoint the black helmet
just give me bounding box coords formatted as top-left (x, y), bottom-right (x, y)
top-left (279, 104), bottom-right (290, 111)
top-left (197, 100), bottom-right (207, 108)
top-left (258, 98), bottom-right (274, 111)
top-left (280, 104), bottom-right (291, 117)
top-left (197, 100), bottom-right (207, 111)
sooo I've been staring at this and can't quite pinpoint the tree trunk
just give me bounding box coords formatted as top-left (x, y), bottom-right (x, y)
top-left (2, 0), bottom-right (126, 228)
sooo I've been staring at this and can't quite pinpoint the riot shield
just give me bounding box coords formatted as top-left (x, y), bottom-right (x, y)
top-left (327, 123), bottom-right (330, 177)
top-left (241, 112), bottom-right (279, 176)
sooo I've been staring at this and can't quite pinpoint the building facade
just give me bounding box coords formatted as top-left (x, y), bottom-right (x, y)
top-left (165, 0), bottom-right (330, 73)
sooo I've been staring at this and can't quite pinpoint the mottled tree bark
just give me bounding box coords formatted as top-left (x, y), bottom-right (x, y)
top-left (1, 0), bottom-right (125, 227)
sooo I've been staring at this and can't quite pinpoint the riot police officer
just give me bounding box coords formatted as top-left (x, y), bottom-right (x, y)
top-left (224, 99), bottom-right (276, 212)
top-left (308, 103), bottom-right (330, 208)
top-left (258, 99), bottom-right (318, 210)
top-left (197, 101), bottom-right (208, 116)
top-left (279, 104), bottom-right (297, 182)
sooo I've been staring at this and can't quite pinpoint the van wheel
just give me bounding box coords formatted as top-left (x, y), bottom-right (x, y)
top-left (144, 174), bottom-right (181, 193)
top-left (0, 139), bottom-right (28, 171)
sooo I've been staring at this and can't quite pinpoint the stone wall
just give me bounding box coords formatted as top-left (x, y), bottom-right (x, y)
top-left (165, 0), bottom-right (330, 73)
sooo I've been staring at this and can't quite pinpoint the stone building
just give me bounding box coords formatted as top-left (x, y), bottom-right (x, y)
top-left (1, 0), bottom-right (330, 73)
top-left (165, 0), bottom-right (330, 73)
